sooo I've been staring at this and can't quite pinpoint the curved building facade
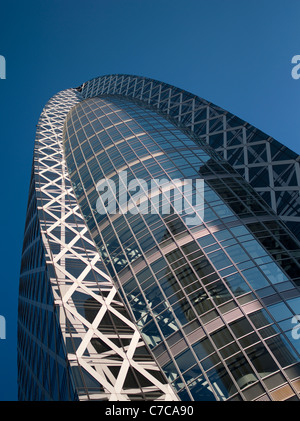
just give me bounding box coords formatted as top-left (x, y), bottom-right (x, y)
top-left (18, 75), bottom-right (300, 401)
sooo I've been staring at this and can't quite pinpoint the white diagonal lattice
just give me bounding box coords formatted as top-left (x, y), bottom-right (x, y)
top-left (34, 88), bottom-right (177, 401)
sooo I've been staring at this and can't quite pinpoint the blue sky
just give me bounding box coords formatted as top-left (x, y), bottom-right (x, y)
top-left (0, 0), bottom-right (299, 400)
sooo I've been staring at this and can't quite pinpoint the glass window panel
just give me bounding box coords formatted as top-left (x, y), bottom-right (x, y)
top-left (206, 281), bottom-right (232, 305)
top-left (275, 281), bottom-right (295, 292)
top-left (143, 285), bottom-right (165, 308)
top-left (260, 262), bottom-right (288, 284)
top-left (208, 250), bottom-right (232, 270)
top-left (278, 319), bottom-right (294, 331)
top-left (176, 389), bottom-right (193, 401)
top-left (188, 377), bottom-right (216, 401)
top-left (156, 308), bottom-right (179, 337)
top-left (213, 204), bottom-right (233, 219)
top-left (197, 235), bottom-right (216, 248)
top-left (242, 267), bottom-right (269, 290)
top-left (230, 226), bottom-right (249, 237)
top-left (191, 292), bottom-right (214, 315)
top-left (248, 309), bottom-right (273, 329)
top-left (192, 338), bottom-right (214, 361)
top-left (256, 286), bottom-right (276, 299)
top-left (224, 273), bottom-right (251, 297)
top-left (246, 345), bottom-right (278, 377)
top-left (173, 299), bottom-right (196, 325)
top-left (266, 335), bottom-right (298, 367)
top-left (175, 348), bottom-right (197, 373)
top-left (182, 365), bottom-right (201, 384)
top-left (225, 244), bottom-right (249, 263)
top-left (268, 302), bottom-right (293, 322)
top-left (142, 320), bottom-right (163, 348)
top-left (230, 318), bottom-right (253, 338)
top-left (123, 277), bottom-right (138, 294)
top-left (259, 324), bottom-right (280, 339)
top-left (219, 342), bottom-right (240, 359)
top-left (227, 353), bottom-right (258, 389)
top-left (242, 239), bottom-right (267, 258)
top-left (238, 332), bottom-right (260, 348)
top-left (201, 353), bottom-right (220, 371)
top-left (162, 360), bottom-right (179, 382)
top-left (214, 229), bottom-right (233, 241)
top-left (287, 297), bottom-right (300, 315)
top-left (285, 330), bottom-right (300, 356)
top-left (207, 364), bottom-right (236, 400)
top-left (130, 294), bottom-right (148, 320)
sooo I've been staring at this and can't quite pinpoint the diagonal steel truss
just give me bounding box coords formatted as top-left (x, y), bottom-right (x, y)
top-left (79, 74), bottom-right (300, 240)
top-left (33, 88), bottom-right (177, 401)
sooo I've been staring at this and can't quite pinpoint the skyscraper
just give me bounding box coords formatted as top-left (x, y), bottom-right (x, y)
top-left (18, 74), bottom-right (300, 402)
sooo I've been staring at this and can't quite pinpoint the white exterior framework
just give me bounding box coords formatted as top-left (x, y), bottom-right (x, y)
top-left (18, 75), bottom-right (300, 402)
top-left (20, 88), bottom-right (177, 401)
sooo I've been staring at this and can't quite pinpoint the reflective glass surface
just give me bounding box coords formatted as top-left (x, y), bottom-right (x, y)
top-left (63, 96), bottom-right (300, 401)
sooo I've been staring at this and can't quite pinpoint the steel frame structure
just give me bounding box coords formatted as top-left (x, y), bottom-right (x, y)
top-left (80, 74), bottom-right (300, 240)
top-left (18, 88), bottom-right (177, 401)
top-left (18, 74), bottom-right (300, 401)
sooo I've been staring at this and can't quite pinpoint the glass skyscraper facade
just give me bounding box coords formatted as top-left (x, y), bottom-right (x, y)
top-left (18, 75), bottom-right (300, 401)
